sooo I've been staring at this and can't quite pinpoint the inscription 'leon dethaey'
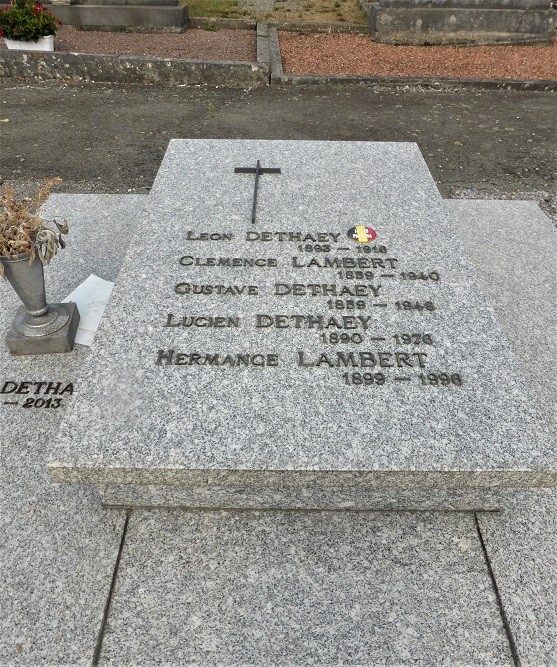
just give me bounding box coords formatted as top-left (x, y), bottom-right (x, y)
top-left (184, 231), bottom-right (343, 242)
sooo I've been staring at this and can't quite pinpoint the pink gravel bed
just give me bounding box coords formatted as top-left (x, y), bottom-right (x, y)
top-left (25, 26), bottom-right (256, 62)
top-left (280, 33), bottom-right (557, 80)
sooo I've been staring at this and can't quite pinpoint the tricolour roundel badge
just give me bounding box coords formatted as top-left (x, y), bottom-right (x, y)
top-left (348, 225), bottom-right (377, 243)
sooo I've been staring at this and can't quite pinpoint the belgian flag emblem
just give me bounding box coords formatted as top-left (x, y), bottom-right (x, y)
top-left (348, 226), bottom-right (377, 243)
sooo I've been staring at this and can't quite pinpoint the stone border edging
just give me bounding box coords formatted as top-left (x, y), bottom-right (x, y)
top-left (0, 49), bottom-right (268, 87)
top-left (0, 20), bottom-right (554, 91)
top-left (268, 20), bottom-right (369, 35)
top-left (268, 26), bottom-right (283, 79)
top-left (188, 17), bottom-right (258, 30)
top-left (273, 72), bottom-right (557, 91)
top-left (188, 17), bottom-right (369, 35)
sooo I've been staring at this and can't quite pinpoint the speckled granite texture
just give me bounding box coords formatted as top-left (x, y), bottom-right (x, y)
top-left (447, 199), bottom-right (557, 667)
top-left (446, 199), bottom-right (556, 432)
top-left (1, 183), bottom-right (556, 666)
top-left (49, 140), bottom-right (553, 500)
top-left (0, 194), bottom-right (145, 665)
top-left (479, 490), bottom-right (557, 667)
top-left (97, 509), bottom-right (513, 666)
top-left (100, 484), bottom-right (505, 509)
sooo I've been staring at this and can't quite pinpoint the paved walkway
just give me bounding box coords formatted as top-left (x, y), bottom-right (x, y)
top-left (1, 81), bottom-right (555, 207)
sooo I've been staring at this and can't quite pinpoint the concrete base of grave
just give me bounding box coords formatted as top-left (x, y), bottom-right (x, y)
top-left (363, 3), bottom-right (556, 45)
top-left (43, 2), bottom-right (189, 31)
top-left (100, 485), bottom-right (521, 510)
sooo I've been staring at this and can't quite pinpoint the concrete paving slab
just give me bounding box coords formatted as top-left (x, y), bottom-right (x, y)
top-left (0, 194), bottom-right (145, 665)
top-left (478, 491), bottom-right (557, 667)
top-left (98, 509), bottom-right (513, 665)
top-left (446, 200), bottom-right (556, 431)
top-left (447, 199), bottom-right (557, 667)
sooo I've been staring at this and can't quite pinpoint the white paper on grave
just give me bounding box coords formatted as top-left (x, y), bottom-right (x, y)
top-left (62, 274), bottom-right (114, 346)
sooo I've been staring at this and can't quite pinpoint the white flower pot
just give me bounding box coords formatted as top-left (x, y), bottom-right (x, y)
top-left (4, 35), bottom-right (54, 51)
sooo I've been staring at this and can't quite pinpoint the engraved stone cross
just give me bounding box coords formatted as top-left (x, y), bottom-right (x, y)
top-left (234, 160), bottom-right (281, 224)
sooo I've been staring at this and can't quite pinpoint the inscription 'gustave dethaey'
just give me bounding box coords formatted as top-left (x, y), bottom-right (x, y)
top-left (174, 283), bottom-right (383, 297)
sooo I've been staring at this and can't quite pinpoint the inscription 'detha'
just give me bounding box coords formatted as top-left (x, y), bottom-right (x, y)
top-left (157, 229), bottom-right (463, 389)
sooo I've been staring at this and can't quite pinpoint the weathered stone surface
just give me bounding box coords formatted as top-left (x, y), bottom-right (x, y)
top-left (0, 51), bottom-right (267, 88)
top-left (97, 510), bottom-right (513, 665)
top-left (0, 194), bottom-right (145, 665)
top-left (48, 141), bottom-right (554, 509)
top-left (380, 0), bottom-right (549, 8)
top-left (366, 4), bottom-right (556, 45)
top-left (45, 3), bottom-right (189, 29)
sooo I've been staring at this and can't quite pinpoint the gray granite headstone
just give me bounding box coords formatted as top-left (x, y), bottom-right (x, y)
top-left (48, 140), bottom-right (555, 508)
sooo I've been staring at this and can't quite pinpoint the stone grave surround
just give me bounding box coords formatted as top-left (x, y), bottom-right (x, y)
top-left (41, 139), bottom-right (555, 511)
top-left (1, 185), bottom-right (556, 665)
top-left (364, 0), bottom-right (556, 45)
top-left (43, 0), bottom-right (189, 31)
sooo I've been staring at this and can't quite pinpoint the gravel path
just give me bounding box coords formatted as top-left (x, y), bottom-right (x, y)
top-left (48, 26), bottom-right (256, 62)
top-left (280, 34), bottom-right (557, 80)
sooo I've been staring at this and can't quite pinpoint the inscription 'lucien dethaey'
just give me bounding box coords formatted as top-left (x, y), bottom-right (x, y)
top-left (163, 314), bottom-right (375, 330)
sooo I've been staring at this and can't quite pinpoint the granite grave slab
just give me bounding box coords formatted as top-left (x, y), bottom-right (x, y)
top-left (447, 199), bottom-right (556, 432)
top-left (97, 509), bottom-right (513, 666)
top-left (448, 199), bottom-right (557, 665)
top-left (48, 140), bottom-right (555, 509)
top-left (0, 194), bottom-right (145, 665)
top-left (3, 189), bottom-right (555, 664)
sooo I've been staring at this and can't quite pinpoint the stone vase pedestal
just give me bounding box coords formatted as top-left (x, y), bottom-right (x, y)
top-left (0, 254), bottom-right (80, 355)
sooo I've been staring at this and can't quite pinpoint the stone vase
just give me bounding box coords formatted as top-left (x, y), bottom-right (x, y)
top-left (3, 35), bottom-right (54, 51)
top-left (0, 253), bottom-right (70, 337)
